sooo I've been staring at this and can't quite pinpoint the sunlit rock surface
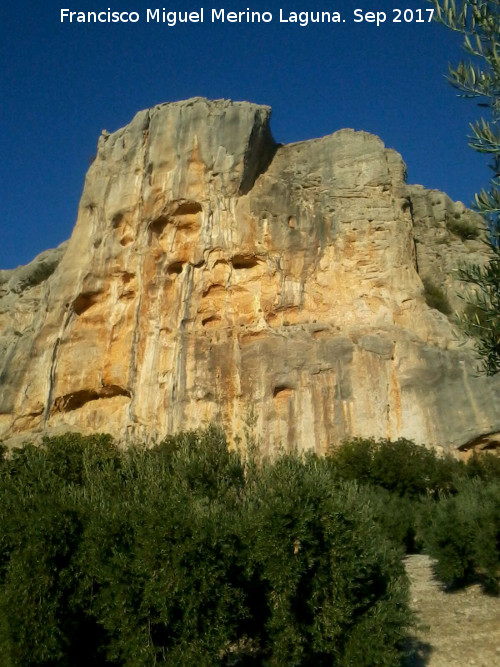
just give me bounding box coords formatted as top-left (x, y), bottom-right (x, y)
top-left (1, 98), bottom-right (499, 452)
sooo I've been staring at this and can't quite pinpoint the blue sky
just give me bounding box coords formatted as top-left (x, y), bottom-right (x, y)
top-left (0, 0), bottom-right (491, 269)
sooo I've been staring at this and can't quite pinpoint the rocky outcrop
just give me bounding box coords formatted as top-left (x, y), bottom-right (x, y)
top-left (1, 98), bottom-right (499, 453)
top-left (409, 184), bottom-right (489, 316)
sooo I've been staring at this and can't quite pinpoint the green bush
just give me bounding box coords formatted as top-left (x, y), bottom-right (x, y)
top-left (4, 430), bottom-right (499, 663)
top-left (242, 455), bottom-right (412, 665)
top-left (326, 438), bottom-right (472, 556)
top-left (423, 479), bottom-right (500, 592)
top-left (447, 216), bottom-right (481, 241)
top-left (358, 486), bottom-right (431, 554)
top-left (0, 444), bottom-right (96, 665)
top-left (0, 429), bottom-right (414, 665)
top-left (464, 450), bottom-right (500, 483)
top-left (328, 437), bottom-right (462, 500)
top-left (422, 277), bottom-right (453, 315)
top-left (73, 431), bottom-right (249, 665)
top-left (40, 431), bottom-right (120, 484)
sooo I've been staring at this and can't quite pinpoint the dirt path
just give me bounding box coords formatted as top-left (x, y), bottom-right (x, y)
top-left (404, 554), bottom-right (500, 666)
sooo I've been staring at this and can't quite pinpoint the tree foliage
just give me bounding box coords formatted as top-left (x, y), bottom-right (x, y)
top-left (0, 430), bottom-right (414, 665)
top-left (328, 436), bottom-right (500, 570)
top-left (1, 430), bottom-right (500, 662)
top-left (434, 0), bottom-right (500, 374)
top-left (423, 478), bottom-right (500, 592)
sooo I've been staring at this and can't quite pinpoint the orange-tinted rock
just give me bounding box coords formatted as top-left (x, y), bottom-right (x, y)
top-left (1, 98), bottom-right (499, 452)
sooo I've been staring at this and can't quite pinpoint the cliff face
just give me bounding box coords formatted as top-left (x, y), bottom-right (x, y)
top-left (1, 98), bottom-right (499, 452)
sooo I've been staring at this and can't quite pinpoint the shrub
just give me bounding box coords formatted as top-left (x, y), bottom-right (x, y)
top-left (154, 425), bottom-right (246, 501)
top-left (447, 216), bottom-right (481, 241)
top-left (74, 432), bottom-right (249, 665)
top-left (357, 486), bottom-right (431, 554)
top-left (422, 277), bottom-right (453, 315)
top-left (328, 437), bottom-right (462, 500)
top-left (0, 444), bottom-right (93, 665)
top-left (242, 455), bottom-right (412, 665)
top-left (464, 450), bottom-right (500, 482)
top-left (0, 430), bottom-right (414, 665)
top-left (41, 431), bottom-right (120, 484)
top-left (327, 437), bottom-right (376, 486)
top-left (327, 438), bottom-right (467, 556)
top-left (423, 479), bottom-right (500, 591)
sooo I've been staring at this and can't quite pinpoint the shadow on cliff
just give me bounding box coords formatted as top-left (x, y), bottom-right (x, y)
top-left (239, 120), bottom-right (280, 195)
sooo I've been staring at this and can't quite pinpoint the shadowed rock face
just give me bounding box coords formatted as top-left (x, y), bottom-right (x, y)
top-left (1, 97), bottom-right (499, 453)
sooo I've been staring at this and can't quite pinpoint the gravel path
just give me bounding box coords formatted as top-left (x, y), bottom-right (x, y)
top-left (404, 554), bottom-right (500, 666)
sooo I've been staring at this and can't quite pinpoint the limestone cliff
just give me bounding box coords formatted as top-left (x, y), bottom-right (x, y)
top-left (1, 98), bottom-right (499, 453)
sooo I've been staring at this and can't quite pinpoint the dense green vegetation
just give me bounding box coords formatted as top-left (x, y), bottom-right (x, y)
top-left (328, 436), bottom-right (500, 591)
top-left (0, 430), bottom-right (411, 666)
top-left (0, 429), bottom-right (499, 665)
top-left (434, 0), bottom-right (500, 375)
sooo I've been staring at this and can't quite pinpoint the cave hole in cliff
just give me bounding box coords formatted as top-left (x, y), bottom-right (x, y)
top-left (53, 385), bottom-right (131, 413)
top-left (482, 442), bottom-right (500, 451)
top-left (149, 216), bottom-right (168, 237)
top-left (120, 234), bottom-right (134, 247)
top-left (54, 390), bottom-right (99, 412)
top-left (72, 292), bottom-right (101, 316)
top-left (167, 261), bottom-right (184, 276)
top-left (111, 212), bottom-right (124, 228)
top-left (458, 432), bottom-right (500, 454)
top-left (273, 385), bottom-right (294, 400)
top-left (231, 255), bottom-right (260, 270)
top-left (202, 284), bottom-right (225, 298)
top-left (121, 272), bottom-right (135, 285)
top-left (149, 202), bottom-right (202, 239)
top-left (202, 314), bottom-right (221, 327)
top-left (173, 201), bottom-right (202, 216)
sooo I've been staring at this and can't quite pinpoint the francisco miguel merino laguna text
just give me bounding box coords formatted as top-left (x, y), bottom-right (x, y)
top-left (61, 8), bottom-right (339, 25)
top-left (61, 7), bottom-right (435, 26)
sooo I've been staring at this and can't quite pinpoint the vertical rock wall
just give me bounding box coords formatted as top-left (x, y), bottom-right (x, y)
top-left (1, 98), bottom-right (499, 452)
